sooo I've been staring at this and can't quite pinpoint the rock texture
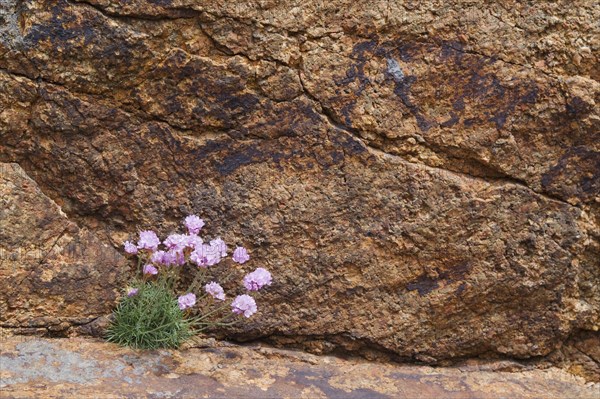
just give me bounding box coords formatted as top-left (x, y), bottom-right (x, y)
top-left (0, 0), bottom-right (599, 369)
top-left (1, 337), bottom-right (598, 398)
top-left (546, 331), bottom-right (600, 383)
top-left (0, 163), bottom-right (127, 336)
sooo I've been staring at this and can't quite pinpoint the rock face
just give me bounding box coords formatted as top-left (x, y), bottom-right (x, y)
top-left (0, 163), bottom-right (127, 336)
top-left (1, 337), bottom-right (598, 398)
top-left (0, 0), bottom-right (598, 366)
top-left (547, 331), bottom-right (600, 383)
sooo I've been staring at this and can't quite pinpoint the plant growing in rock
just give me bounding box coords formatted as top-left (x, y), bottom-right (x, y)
top-left (106, 215), bottom-right (272, 349)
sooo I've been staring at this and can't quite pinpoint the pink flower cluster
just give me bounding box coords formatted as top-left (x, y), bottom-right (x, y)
top-left (231, 294), bottom-right (257, 318)
top-left (137, 230), bottom-right (161, 251)
top-left (205, 282), bottom-right (225, 300)
top-left (143, 264), bottom-right (158, 275)
top-left (122, 215), bottom-right (273, 320)
top-left (243, 268), bottom-right (272, 291)
top-left (178, 293), bottom-right (196, 310)
top-left (184, 215), bottom-right (205, 235)
top-left (232, 247), bottom-right (250, 264)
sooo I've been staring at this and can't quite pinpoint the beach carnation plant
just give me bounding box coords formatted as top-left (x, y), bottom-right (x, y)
top-left (106, 215), bottom-right (272, 349)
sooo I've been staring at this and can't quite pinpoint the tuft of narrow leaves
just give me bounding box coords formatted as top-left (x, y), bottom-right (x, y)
top-left (106, 282), bottom-right (194, 349)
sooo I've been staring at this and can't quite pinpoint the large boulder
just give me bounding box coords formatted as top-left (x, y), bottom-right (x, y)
top-left (0, 0), bottom-right (598, 362)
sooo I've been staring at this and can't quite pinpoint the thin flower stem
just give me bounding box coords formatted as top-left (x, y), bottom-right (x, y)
top-left (197, 321), bottom-right (237, 328)
top-left (197, 295), bottom-right (213, 315)
top-left (203, 313), bottom-right (236, 326)
top-left (219, 269), bottom-right (238, 284)
top-left (170, 268), bottom-right (178, 291)
top-left (197, 302), bottom-right (231, 321)
top-left (187, 267), bottom-right (208, 293)
top-left (203, 321), bottom-right (237, 326)
top-left (174, 265), bottom-right (183, 289)
top-left (195, 292), bottom-right (210, 303)
top-left (137, 255), bottom-right (143, 276)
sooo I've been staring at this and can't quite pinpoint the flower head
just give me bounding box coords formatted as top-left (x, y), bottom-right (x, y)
top-left (164, 234), bottom-right (189, 252)
top-left (185, 215), bottom-right (205, 235)
top-left (138, 230), bottom-right (160, 251)
top-left (190, 244), bottom-right (221, 267)
top-left (189, 248), bottom-right (205, 267)
top-left (178, 293), bottom-right (196, 310)
top-left (186, 234), bottom-right (203, 250)
top-left (123, 241), bottom-right (138, 255)
top-left (243, 268), bottom-right (272, 291)
top-left (204, 282), bottom-right (225, 301)
top-left (231, 294), bottom-right (257, 318)
top-left (176, 250), bottom-right (187, 266)
top-left (210, 237), bottom-right (228, 257)
top-left (151, 250), bottom-right (167, 264)
top-left (143, 264), bottom-right (158, 275)
top-left (232, 246), bottom-right (250, 264)
top-left (126, 288), bottom-right (139, 297)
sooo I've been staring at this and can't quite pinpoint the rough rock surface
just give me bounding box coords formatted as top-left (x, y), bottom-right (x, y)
top-left (1, 337), bottom-right (598, 399)
top-left (545, 331), bottom-right (600, 383)
top-left (0, 0), bottom-right (599, 369)
top-left (0, 163), bottom-right (127, 336)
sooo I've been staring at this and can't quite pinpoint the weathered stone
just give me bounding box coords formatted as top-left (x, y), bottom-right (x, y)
top-left (545, 332), bottom-right (600, 383)
top-left (0, 163), bottom-right (127, 336)
top-left (1, 337), bottom-right (597, 398)
top-left (0, 0), bottom-right (598, 369)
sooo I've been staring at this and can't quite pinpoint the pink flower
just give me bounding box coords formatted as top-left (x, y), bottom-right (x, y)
top-left (210, 237), bottom-right (228, 257)
top-left (178, 293), bottom-right (196, 310)
top-left (190, 244), bottom-right (221, 267)
top-left (137, 230), bottom-right (160, 251)
top-left (231, 294), bottom-right (257, 318)
top-left (243, 268), bottom-right (272, 291)
top-left (127, 288), bottom-right (139, 297)
top-left (232, 246), bottom-right (250, 264)
top-left (164, 234), bottom-right (188, 252)
top-left (143, 264), bottom-right (158, 275)
top-left (205, 246), bottom-right (221, 266)
top-left (186, 234), bottom-right (203, 250)
top-left (185, 215), bottom-right (205, 235)
top-left (205, 282), bottom-right (225, 300)
top-left (173, 250), bottom-right (186, 266)
top-left (151, 250), bottom-right (167, 264)
top-left (189, 248), bottom-right (206, 267)
top-left (123, 241), bottom-right (138, 255)
top-left (164, 234), bottom-right (202, 253)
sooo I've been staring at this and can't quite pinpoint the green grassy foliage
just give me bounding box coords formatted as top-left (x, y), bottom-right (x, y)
top-left (106, 282), bottom-right (194, 349)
